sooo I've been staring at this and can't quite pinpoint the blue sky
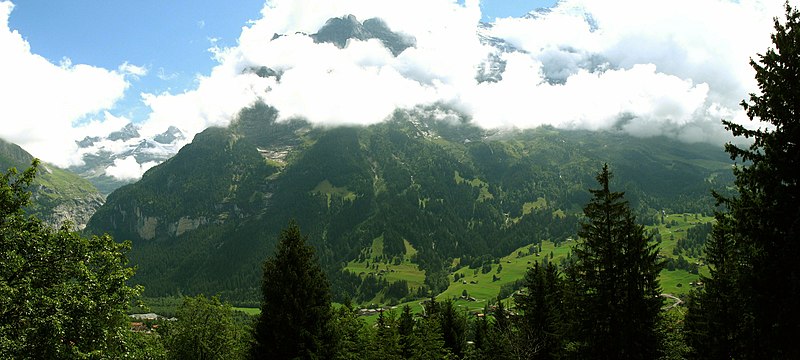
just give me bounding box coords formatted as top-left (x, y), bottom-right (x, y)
top-left (8, 0), bottom-right (556, 121)
top-left (0, 0), bottom-right (791, 174)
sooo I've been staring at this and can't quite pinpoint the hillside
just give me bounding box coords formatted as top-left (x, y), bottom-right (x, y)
top-left (0, 138), bottom-right (105, 229)
top-left (86, 103), bottom-right (734, 301)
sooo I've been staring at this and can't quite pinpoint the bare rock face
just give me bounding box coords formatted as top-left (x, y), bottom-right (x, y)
top-left (42, 193), bottom-right (105, 230)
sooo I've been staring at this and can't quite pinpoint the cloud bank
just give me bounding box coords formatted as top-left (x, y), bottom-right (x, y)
top-left (142, 0), bottom-right (789, 147)
top-left (1, 0), bottom-right (796, 178)
top-left (0, 1), bottom-right (135, 167)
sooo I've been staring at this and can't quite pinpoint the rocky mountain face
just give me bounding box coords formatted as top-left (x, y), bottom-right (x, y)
top-left (311, 14), bottom-right (416, 56)
top-left (86, 103), bottom-right (734, 300)
top-left (0, 139), bottom-right (105, 230)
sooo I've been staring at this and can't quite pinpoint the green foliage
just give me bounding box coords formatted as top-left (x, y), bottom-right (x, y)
top-left (332, 302), bottom-right (370, 360)
top-left (0, 160), bottom-right (141, 359)
top-left (566, 165), bottom-right (664, 359)
top-left (251, 221), bottom-right (337, 359)
top-left (686, 5), bottom-right (800, 358)
top-left (0, 139), bottom-right (102, 228)
top-left (161, 295), bottom-right (247, 360)
top-left (89, 102), bottom-right (734, 303)
top-left (515, 262), bottom-right (564, 359)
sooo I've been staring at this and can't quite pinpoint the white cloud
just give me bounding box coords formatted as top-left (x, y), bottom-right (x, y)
top-left (3, 0), bottom-right (797, 177)
top-left (119, 62), bottom-right (148, 78)
top-left (137, 0), bottom-right (794, 149)
top-left (0, 1), bottom-right (131, 167)
top-left (104, 156), bottom-right (158, 181)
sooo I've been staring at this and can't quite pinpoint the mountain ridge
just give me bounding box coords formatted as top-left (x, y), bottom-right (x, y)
top-left (0, 138), bottom-right (105, 229)
top-left (86, 103), bottom-right (734, 301)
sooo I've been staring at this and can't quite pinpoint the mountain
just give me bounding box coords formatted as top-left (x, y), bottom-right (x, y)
top-left (69, 124), bottom-right (186, 195)
top-left (86, 103), bottom-right (734, 301)
top-left (0, 138), bottom-right (105, 229)
top-left (311, 14), bottom-right (416, 56)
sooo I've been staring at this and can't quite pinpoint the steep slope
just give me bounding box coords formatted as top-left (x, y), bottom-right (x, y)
top-left (86, 104), bottom-right (734, 301)
top-left (0, 138), bottom-right (105, 229)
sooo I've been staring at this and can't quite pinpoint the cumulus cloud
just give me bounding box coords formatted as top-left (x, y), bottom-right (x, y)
top-left (3, 0), bottom-right (797, 176)
top-left (104, 156), bottom-right (158, 181)
top-left (0, 1), bottom-right (138, 167)
top-left (136, 0), bottom-right (793, 147)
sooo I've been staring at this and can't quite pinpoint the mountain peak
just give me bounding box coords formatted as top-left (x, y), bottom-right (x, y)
top-left (311, 14), bottom-right (416, 56)
top-left (154, 126), bottom-right (185, 145)
top-left (107, 123), bottom-right (141, 142)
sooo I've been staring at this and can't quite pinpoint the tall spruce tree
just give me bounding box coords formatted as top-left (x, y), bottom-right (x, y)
top-left (684, 213), bottom-right (745, 359)
top-left (568, 164), bottom-right (663, 359)
top-left (516, 261), bottom-right (564, 359)
top-left (687, 4), bottom-right (800, 358)
top-left (251, 221), bottom-right (336, 359)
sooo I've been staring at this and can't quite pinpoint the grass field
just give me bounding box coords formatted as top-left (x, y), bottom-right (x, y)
top-left (232, 307), bottom-right (260, 316)
top-left (343, 236), bottom-right (427, 303)
top-left (142, 212), bottom-right (714, 321)
top-left (651, 213), bottom-right (713, 296)
top-left (353, 212), bottom-right (714, 322)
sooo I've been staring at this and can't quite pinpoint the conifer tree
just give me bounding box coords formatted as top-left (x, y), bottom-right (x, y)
top-left (439, 299), bottom-right (467, 358)
top-left (684, 214), bottom-right (745, 359)
top-left (516, 261), bottom-right (564, 359)
top-left (251, 221), bottom-right (336, 359)
top-left (371, 310), bottom-right (402, 360)
top-left (398, 305), bottom-right (415, 359)
top-left (687, 4), bottom-right (800, 358)
top-left (568, 164), bottom-right (663, 359)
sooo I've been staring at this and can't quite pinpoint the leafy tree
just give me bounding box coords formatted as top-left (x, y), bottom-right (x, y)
top-left (162, 295), bottom-right (247, 360)
top-left (567, 164), bottom-right (663, 359)
top-left (0, 160), bottom-right (141, 359)
top-left (687, 4), bottom-right (800, 358)
top-left (656, 311), bottom-right (690, 360)
top-left (251, 221), bottom-right (336, 359)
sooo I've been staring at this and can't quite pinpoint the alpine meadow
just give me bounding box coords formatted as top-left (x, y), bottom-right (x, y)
top-left (1, 1), bottom-right (799, 359)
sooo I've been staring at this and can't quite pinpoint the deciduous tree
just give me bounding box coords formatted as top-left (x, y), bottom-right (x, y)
top-left (162, 295), bottom-right (247, 360)
top-left (0, 160), bottom-right (140, 358)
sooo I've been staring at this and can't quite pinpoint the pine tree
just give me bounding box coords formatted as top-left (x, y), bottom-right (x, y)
top-left (684, 214), bottom-right (745, 359)
top-left (690, 4), bottom-right (800, 357)
top-left (251, 220), bottom-right (336, 359)
top-left (516, 261), bottom-right (564, 359)
top-left (439, 299), bottom-right (467, 358)
top-left (332, 300), bottom-right (369, 360)
top-left (568, 164), bottom-right (663, 359)
top-left (371, 310), bottom-right (403, 360)
top-left (398, 305), bottom-right (415, 359)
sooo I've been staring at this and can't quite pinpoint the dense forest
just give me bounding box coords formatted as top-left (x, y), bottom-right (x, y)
top-left (1, 3), bottom-right (798, 359)
top-left (86, 93), bottom-right (733, 305)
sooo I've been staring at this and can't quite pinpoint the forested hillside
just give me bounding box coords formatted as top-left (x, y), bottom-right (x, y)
top-left (87, 103), bottom-right (733, 302)
top-left (0, 138), bottom-right (104, 229)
